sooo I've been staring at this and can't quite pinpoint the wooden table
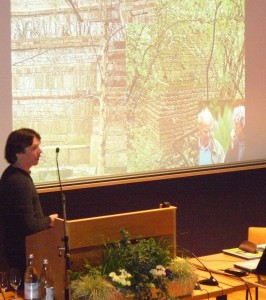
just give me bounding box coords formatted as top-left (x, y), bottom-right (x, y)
top-left (3, 253), bottom-right (265, 300)
top-left (0, 291), bottom-right (23, 299)
top-left (188, 252), bottom-right (266, 300)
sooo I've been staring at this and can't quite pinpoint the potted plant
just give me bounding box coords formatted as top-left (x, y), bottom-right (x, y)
top-left (70, 229), bottom-right (198, 300)
top-left (70, 267), bottom-right (117, 300)
top-left (165, 256), bottom-right (198, 298)
top-left (102, 229), bottom-right (171, 299)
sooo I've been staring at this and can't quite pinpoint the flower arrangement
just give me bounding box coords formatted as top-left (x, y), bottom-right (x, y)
top-left (70, 229), bottom-right (198, 300)
top-left (101, 229), bottom-right (171, 299)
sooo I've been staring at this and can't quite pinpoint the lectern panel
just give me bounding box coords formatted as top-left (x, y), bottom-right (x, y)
top-left (26, 206), bottom-right (177, 299)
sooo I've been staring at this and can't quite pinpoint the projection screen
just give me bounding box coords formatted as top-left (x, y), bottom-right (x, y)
top-left (0, 0), bottom-right (266, 187)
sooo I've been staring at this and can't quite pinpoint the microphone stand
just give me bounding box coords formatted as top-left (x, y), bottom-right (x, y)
top-left (56, 148), bottom-right (71, 300)
top-left (177, 246), bottom-right (219, 287)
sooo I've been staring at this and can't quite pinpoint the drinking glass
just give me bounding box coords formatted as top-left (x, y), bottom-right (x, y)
top-left (9, 268), bottom-right (21, 299)
top-left (0, 272), bottom-right (8, 298)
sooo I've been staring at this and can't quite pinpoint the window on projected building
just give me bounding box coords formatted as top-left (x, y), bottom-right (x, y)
top-left (11, 0), bottom-right (246, 184)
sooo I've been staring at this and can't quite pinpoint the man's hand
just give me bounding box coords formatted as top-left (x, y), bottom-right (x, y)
top-left (49, 214), bottom-right (58, 227)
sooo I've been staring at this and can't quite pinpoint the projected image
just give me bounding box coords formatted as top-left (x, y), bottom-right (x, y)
top-left (11, 0), bottom-right (245, 183)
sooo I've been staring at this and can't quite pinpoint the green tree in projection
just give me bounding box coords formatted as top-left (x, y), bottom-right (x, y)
top-left (126, 0), bottom-right (185, 171)
top-left (126, 0), bottom-right (244, 171)
top-left (94, 0), bottom-right (128, 175)
top-left (215, 0), bottom-right (245, 101)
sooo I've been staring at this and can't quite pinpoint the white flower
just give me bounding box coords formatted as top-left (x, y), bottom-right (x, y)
top-left (150, 265), bottom-right (166, 277)
top-left (109, 269), bottom-right (132, 286)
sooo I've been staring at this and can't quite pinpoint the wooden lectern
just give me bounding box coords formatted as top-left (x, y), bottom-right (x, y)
top-left (26, 206), bottom-right (177, 299)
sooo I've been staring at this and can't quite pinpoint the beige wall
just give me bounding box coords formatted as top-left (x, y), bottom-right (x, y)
top-left (0, 1), bottom-right (12, 173)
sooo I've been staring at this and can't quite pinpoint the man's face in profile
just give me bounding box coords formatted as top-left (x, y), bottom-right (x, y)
top-left (199, 122), bottom-right (212, 147)
top-left (17, 137), bottom-right (42, 169)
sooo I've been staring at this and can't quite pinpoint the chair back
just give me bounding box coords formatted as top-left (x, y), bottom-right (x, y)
top-left (248, 227), bottom-right (266, 245)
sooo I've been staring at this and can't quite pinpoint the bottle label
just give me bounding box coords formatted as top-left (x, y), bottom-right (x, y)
top-left (24, 282), bottom-right (39, 299)
top-left (44, 287), bottom-right (54, 300)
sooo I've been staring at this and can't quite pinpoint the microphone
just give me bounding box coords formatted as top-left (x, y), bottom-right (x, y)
top-left (55, 147), bottom-right (71, 300)
top-left (177, 246), bottom-right (219, 286)
top-left (56, 147), bottom-right (63, 190)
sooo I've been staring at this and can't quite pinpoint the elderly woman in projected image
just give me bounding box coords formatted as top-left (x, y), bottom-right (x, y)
top-left (0, 128), bottom-right (58, 280)
top-left (198, 108), bottom-right (225, 165)
top-left (225, 105), bottom-right (245, 163)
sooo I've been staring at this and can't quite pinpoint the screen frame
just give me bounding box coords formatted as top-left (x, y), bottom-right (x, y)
top-left (36, 159), bottom-right (266, 193)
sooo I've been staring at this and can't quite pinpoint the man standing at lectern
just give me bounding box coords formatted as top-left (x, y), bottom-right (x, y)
top-left (0, 128), bottom-right (58, 278)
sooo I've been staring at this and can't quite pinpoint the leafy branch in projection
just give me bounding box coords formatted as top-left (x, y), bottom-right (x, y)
top-left (125, 0), bottom-right (244, 171)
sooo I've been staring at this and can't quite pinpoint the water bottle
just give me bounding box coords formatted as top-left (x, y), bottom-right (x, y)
top-left (24, 253), bottom-right (39, 300)
top-left (39, 258), bottom-right (54, 300)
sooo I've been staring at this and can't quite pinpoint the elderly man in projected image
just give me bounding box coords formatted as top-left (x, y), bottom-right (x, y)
top-left (198, 108), bottom-right (225, 165)
top-left (225, 105), bottom-right (245, 163)
top-left (0, 128), bottom-right (58, 279)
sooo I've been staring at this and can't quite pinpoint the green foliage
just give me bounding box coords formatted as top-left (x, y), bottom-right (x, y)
top-left (70, 229), bottom-right (198, 300)
top-left (70, 273), bottom-right (117, 300)
top-left (167, 257), bottom-right (198, 282)
top-left (125, 0), bottom-right (244, 173)
top-left (127, 123), bottom-right (163, 172)
top-left (101, 229), bottom-right (171, 299)
top-left (213, 104), bottom-right (233, 152)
